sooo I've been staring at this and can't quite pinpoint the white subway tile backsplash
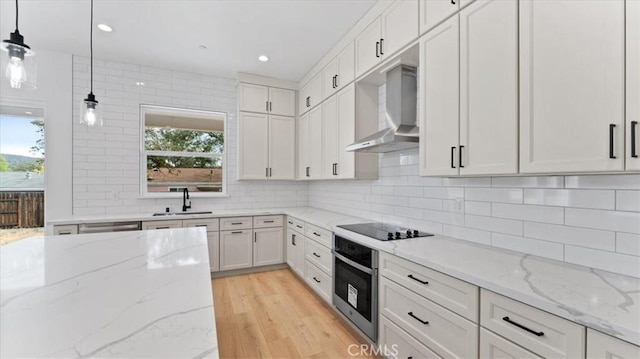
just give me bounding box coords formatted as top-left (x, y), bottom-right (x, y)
top-left (617, 233), bottom-right (640, 256)
top-left (464, 201), bottom-right (491, 216)
top-left (465, 215), bottom-right (523, 236)
top-left (565, 246), bottom-right (640, 278)
top-left (492, 203), bottom-right (564, 224)
top-left (616, 191), bottom-right (640, 212)
top-left (443, 225), bottom-right (492, 245)
top-left (491, 176), bottom-right (564, 188)
top-left (565, 208), bottom-right (640, 234)
top-left (491, 233), bottom-right (564, 261)
top-left (524, 222), bottom-right (615, 251)
top-left (523, 189), bottom-right (615, 210)
top-left (423, 187), bottom-right (464, 200)
top-left (465, 188), bottom-right (523, 203)
top-left (565, 174), bottom-right (640, 190)
top-left (408, 197), bottom-right (443, 210)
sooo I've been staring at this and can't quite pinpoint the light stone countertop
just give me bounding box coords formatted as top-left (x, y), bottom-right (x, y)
top-left (48, 206), bottom-right (640, 346)
top-left (0, 227), bottom-right (218, 358)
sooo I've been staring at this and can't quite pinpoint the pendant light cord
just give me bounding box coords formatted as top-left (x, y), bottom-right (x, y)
top-left (15, 0), bottom-right (19, 30)
top-left (90, 0), bottom-right (94, 94)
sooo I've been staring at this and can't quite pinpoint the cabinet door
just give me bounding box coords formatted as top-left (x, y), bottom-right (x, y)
top-left (323, 58), bottom-right (339, 100)
top-left (419, 16), bottom-right (460, 176)
top-left (299, 82), bottom-right (310, 115)
top-left (298, 113), bottom-right (310, 179)
top-left (587, 329), bottom-right (640, 359)
top-left (253, 227), bottom-right (284, 267)
top-left (268, 115), bottom-right (295, 179)
top-left (322, 94), bottom-right (339, 178)
top-left (459, 0), bottom-right (518, 175)
top-left (238, 112), bottom-right (269, 179)
top-left (207, 231), bottom-right (220, 272)
top-left (308, 73), bottom-right (323, 109)
top-left (336, 41), bottom-right (355, 90)
top-left (286, 228), bottom-right (299, 271)
top-left (420, 0), bottom-right (460, 35)
top-left (238, 83), bottom-right (269, 114)
top-left (381, 0), bottom-right (419, 58)
top-left (268, 87), bottom-right (296, 117)
top-left (480, 328), bottom-right (542, 359)
top-left (219, 230), bottom-right (253, 271)
top-left (519, 0), bottom-right (625, 173)
top-left (309, 106), bottom-right (324, 179)
top-left (337, 84), bottom-right (356, 178)
top-left (627, 0), bottom-right (640, 171)
top-left (356, 18), bottom-right (382, 78)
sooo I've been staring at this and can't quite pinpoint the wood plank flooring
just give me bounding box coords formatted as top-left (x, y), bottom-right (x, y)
top-left (212, 269), bottom-right (378, 359)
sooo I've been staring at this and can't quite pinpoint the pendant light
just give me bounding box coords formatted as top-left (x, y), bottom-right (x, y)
top-left (1, 0), bottom-right (37, 89)
top-left (80, 0), bottom-right (103, 127)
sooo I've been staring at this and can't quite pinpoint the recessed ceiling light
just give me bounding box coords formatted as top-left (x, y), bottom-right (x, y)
top-left (258, 55), bottom-right (270, 62)
top-left (25, 111), bottom-right (32, 115)
top-left (199, 45), bottom-right (207, 50)
top-left (136, 81), bottom-right (145, 86)
top-left (97, 24), bottom-right (113, 32)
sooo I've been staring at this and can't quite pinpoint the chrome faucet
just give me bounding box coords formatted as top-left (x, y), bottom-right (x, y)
top-left (182, 188), bottom-right (191, 212)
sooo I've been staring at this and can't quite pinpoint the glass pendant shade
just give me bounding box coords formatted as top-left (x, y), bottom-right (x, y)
top-left (1, 30), bottom-right (37, 90)
top-left (80, 93), bottom-right (103, 127)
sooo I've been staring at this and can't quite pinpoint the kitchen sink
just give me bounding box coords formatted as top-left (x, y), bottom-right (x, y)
top-left (152, 211), bottom-right (213, 216)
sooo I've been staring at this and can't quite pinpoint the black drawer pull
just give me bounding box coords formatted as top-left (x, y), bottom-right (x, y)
top-left (408, 312), bottom-right (429, 325)
top-left (375, 41), bottom-right (380, 58)
top-left (632, 121), bottom-right (638, 158)
top-left (156, 227), bottom-right (169, 229)
top-left (296, 225), bottom-right (303, 229)
top-left (609, 124), bottom-right (616, 159)
top-left (313, 232), bottom-right (321, 237)
top-left (288, 221), bottom-right (293, 224)
top-left (502, 316), bottom-right (544, 337)
top-left (313, 252), bottom-right (321, 258)
top-left (451, 146), bottom-right (456, 168)
top-left (263, 220), bottom-right (274, 223)
top-left (313, 277), bottom-right (321, 283)
top-left (459, 145), bottom-right (464, 168)
top-left (231, 222), bottom-right (243, 225)
top-left (407, 274), bottom-right (429, 285)
top-left (380, 38), bottom-right (384, 55)
top-left (231, 231), bottom-right (243, 234)
top-left (195, 224), bottom-right (207, 227)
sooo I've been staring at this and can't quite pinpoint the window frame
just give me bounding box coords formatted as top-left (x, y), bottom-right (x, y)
top-left (139, 104), bottom-right (228, 198)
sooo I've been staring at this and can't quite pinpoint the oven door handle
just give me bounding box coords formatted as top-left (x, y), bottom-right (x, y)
top-left (332, 250), bottom-right (373, 275)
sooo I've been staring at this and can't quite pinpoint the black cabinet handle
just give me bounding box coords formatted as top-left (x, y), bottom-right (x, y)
top-left (380, 38), bottom-right (384, 55)
top-left (335, 74), bottom-right (339, 88)
top-left (451, 0), bottom-right (456, 4)
top-left (231, 231), bottom-right (242, 234)
top-left (407, 274), bottom-right (429, 285)
top-left (451, 147), bottom-right (456, 168)
top-left (266, 101), bottom-right (269, 112)
top-left (292, 233), bottom-right (296, 246)
top-left (313, 232), bottom-right (321, 237)
top-left (632, 121), bottom-right (638, 158)
top-left (313, 252), bottom-right (321, 258)
top-left (306, 166), bottom-right (310, 177)
top-left (254, 232), bottom-right (257, 242)
top-left (459, 145), bottom-right (464, 168)
top-left (231, 222), bottom-right (242, 225)
top-left (313, 277), bottom-right (321, 283)
top-left (288, 221), bottom-right (293, 224)
top-left (266, 167), bottom-right (269, 178)
top-left (502, 317), bottom-right (544, 336)
top-left (296, 224), bottom-right (303, 229)
top-left (332, 163), bottom-right (338, 176)
top-left (375, 41), bottom-right (380, 58)
top-left (263, 220), bottom-right (274, 223)
top-left (408, 312), bottom-right (429, 325)
top-left (610, 124), bottom-right (616, 159)
top-left (269, 167), bottom-right (272, 177)
top-left (269, 101), bottom-right (272, 112)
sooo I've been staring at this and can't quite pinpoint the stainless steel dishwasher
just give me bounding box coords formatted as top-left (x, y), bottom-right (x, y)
top-left (78, 222), bottom-right (142, 234)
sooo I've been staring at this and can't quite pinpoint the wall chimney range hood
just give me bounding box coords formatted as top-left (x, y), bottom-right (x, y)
top-left (347, 65), bottom-right (418, 153)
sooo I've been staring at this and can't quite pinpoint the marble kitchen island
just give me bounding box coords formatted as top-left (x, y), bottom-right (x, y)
top-left (0, 228), bottom-right (218, 358)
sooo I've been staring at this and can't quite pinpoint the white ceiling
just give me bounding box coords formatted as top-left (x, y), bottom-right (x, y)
top-left (0, 0), bottom-right (377, 81)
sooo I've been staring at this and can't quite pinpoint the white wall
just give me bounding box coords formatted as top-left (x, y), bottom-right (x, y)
top-left (0, 49), bottom-right (73, 227)
top-left (71, 56), bottom-right (307, 215)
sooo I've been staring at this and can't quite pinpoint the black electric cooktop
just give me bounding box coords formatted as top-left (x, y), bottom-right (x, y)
top-left (337, 222), bottom-right (434, 241)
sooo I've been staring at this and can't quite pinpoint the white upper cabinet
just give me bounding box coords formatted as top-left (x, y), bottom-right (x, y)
top-left (238, 112), bottom-right (269, 179)
top-left (308, 105), bottom-right (324, 179)
top-left (519, 0), bottom-right (625, 174)
top-left (627, 0), bottom-right (640, 171)
top-left (268, 115), bottom-right (295, 179)
top-left (299, 72), bottom-right (323, 115)
top-left (323, 42), bottom-right (355, 99)
top-left (356, 0), bottom-right (419, 78)
top-left (420, 0), bottom-right (460, 35)
top-left (298, 112), bottom-right (311, 179)
top-left (336, 84), bottom-right (357, 178)
top-left (238, 83), bottom-right (295, 116)
top-left (459, 0), bottom-right (518, 175)
top-left (322, 94), bottom-right (339, 178)
top-left (420, 16), bottom-right (460, 176)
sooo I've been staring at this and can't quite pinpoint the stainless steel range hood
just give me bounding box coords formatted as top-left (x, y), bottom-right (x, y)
top-left (347, 65), bottom-right (418, 153)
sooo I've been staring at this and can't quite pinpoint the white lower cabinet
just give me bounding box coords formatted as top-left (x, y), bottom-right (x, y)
top-left (219, 229), bottom-right (253, 271)
top-left (480, 328), bottom-right (542, 359)
top-left (286, 228), bottom-right (305, 277)
top-left (207, 232), bottom-right (220, 272)
top-left (53, 225), bottom-right (78, 235)
top-left (379, 315), bottom-right (442, 359)
top-left (141, 220), bottom-right (183, 230)
top-left (587, 329), bottom-right (640, 359)
top-left (304, 260), bottom-right (332, 303)
top-left (253, 227), bottom-right (284, 267)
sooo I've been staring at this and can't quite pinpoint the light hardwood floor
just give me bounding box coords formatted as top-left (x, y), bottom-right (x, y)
top-left (212, 269), bottom-right (378, 359)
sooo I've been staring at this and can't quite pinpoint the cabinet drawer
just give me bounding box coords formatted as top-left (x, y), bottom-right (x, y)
top-left (219, 217), bottom-right (252, 231)
top-left (480, 289), bottom-right (585, 358)
top-left (379, 252), bottom-right (478, 322)
top-left (380, 276), bottom-right (478, 359)
top-left (253, 215), bottom-right (283, 228)
top-left (304, 238), bottom-right (332, 276)
top-left (286, 216), bottom-right (305, 232)
top-left (379, 315), bottom-right (442, 359)
top-left (480, 328), bottom-right (542, 359)
top-left (182, 218), bottom-right (219, 231)
top-left (141, 220), bottom-right (183, 230)
top-left (305, 223), bottom-right (332, 248)
top-left (53, 224), bottom-right (78, 235)
top-left (305, 261), bottom-right (332, 303)
top-left (587, 329), bottom-right (640, 359)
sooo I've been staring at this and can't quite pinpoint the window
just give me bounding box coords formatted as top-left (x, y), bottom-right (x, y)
top-left (140, 105), bottom-right (226, 197)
